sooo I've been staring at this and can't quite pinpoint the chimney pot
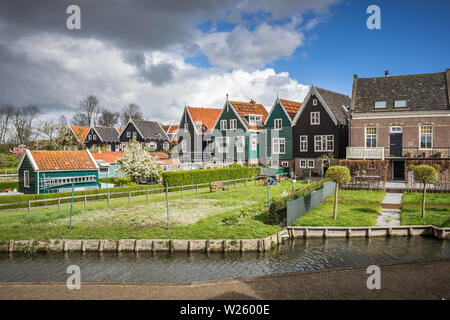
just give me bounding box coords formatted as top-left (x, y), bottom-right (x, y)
top-left (384, 70), bottom-right (389, 77)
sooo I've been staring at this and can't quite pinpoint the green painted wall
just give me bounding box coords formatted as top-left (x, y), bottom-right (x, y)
top-left (18, 155), bottom-right (37, 194)
top-left (38, 170), bottom-right (99, 194)
top-left (265, 101), bottom-right (293, 160)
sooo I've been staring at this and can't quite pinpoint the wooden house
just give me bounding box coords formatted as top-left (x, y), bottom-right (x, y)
top-left (84, 126), bottom-right (121, 151)
top-left (18, 150), bottom-right (99, 194)
top-left (119, 119), bottom-right (170, 151)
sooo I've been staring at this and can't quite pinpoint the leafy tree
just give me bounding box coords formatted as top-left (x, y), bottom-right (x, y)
top-left (116, 139), bottom-right (162, 183)
top-left (54, 125), bottom-right (85, 150)
top-left (413, 165), bottom-right (438, 218)
top-left (325, 165), bottom-right (351, 220)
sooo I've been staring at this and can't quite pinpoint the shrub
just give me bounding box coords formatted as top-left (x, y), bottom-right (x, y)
top-left (0, 153), bottom-right (20, 168)
top-left (222, 214), bottom-right (240, 225)
top-left (407, 164), bottom-right (416, 171)
top-left (432, 164), bottom-right (441, 173)
top-left (0, 181), bottom-right (19, 191)
top-left (413, 165), bottom-right (438, 218)
top-left (325, 166), bottom-right (351, 220)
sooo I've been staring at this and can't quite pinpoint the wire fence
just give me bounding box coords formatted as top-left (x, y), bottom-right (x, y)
top-left (0, 173), bottom-right (291, 214)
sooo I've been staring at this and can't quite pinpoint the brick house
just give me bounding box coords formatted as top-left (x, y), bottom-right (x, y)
top-left (347, 69), bottom-right (450, 183)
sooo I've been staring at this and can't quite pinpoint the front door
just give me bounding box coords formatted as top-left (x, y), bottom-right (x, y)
top-left (389, 126), bottom-right (402, 157)
top-left (393, 161), bottom-right (405, 181)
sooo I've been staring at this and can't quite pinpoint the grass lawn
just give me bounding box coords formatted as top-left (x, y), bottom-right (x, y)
top-left (291, 190), bottom-right (385, 227)
top-left (401, 192), bottom-right (450, 227)
top-left (0, 179), bottom-right (306, 242)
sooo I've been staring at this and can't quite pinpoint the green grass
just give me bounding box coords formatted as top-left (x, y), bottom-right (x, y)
top-left (401, 206), bottom-right (450, 227)
top-left (402, 192), bottom-right (450, 206)
top-left (292, 190), bottom-right (384, 227)
top-left (0, 179), bottom-right (305, 241)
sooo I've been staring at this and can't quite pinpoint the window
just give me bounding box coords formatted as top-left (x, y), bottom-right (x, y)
top-left (251, 135), bottom-right (258, 151)
top-left (313, 98), bottom-right (318, 106)
top-left (216, 137), bottom-right (229, 153)
top-left (310, 112), bottom-right (320, 125)
top-left (420, 125), bottom-right (433, 149)
top-left (235, 136), bottom-right (245, 153)
top-left (163, 141), bottom-right (169, 150)
top-left (272, 138), bottom-right (285, 154)
top-left (132, 132), bottom-right (137, 138)
top-left (180, 140), bottom-right (187, 152)
top-left (308, 160), bottom-right (314, 168)
top-left (149, 141), bottom-right (157, 150)
top-left (299, 160), bottom-right (306, 168)
top-left (230, 119), bottom-right (237, 130)
top-left (274, 119), bottom-right (282, 130)
top-left (220, 120), bottom-right (227, 130)
top-left (93, 135), bottom-right (97, 140)
top-left (126, 131), bottom-right (131, 138)
top-left (300, 135), bottom-right (308, 152)
top-left (395, 100), bottom-right (407, 108)
top-left (248, 116), bottom-right (262, 126)
top-left (88, 135), bottom-right (92, 140)
top-left (314, 135), bottom-right (334, 152)
top-left (281, 161), bottom-right (288, 167)
top-left (365, 127), bottom-right (377, 147)
top-left (375, 101), bottom-right (387, 109)
top-left (184, 123), bottom-right (188, 131)
top-left (390, 126), bottom-right (402, 133)
top-left (24, 171), bottom-right (29, 188)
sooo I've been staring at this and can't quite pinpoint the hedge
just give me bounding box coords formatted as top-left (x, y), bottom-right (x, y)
top-left (0, 184), bottom-right (164, 211)
top-left (162, 167), bottom-right (260, 187)
top-left (267, 179), bottom-right (328, 225)
top-left (0, 181), bottom-right (18, 191)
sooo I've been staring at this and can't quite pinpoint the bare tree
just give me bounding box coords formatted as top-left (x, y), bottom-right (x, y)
top-left (121, 103), bottom-right (143, 127)
top-left (72, 95), bottom-right (99, 127)
top-left (98, 108), bottom-right (120, 127)
top-left (12, 105), bottom-right (40, 144)
top-left (0, 105), bottom-right (15, 143)
top-left (37, 119), bottom-right (59, 141)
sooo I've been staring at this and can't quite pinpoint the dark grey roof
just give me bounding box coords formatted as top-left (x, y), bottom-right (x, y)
top-left (315, 87), bottom-right (350, 125)
top-left (133, 119), bottom-right (168, 140)
top-left (353, 71), bottom-right (450, 113)
top-left (94, 126), bottom-right (120, 142)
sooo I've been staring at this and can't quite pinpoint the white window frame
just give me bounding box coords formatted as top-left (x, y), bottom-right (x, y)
top-left (419, 125), bottom-right (433, 150)
top-left (248, 115), bottom-right (262, 126)
top-left (24, 170), bottom-right (29, 188)
top-left (365, 127), bottom-right (377, 147)
top-left (314, 135), bottom-right (334, 152)
top-left (230, 119), bottom-right (237, 130)
top-left (300, 135), bottom-right (308, 152)
top-left (251, 135), bottom-right (258, 151)
top-left (310, 112), bottom-right (320, 125)
top-left (149, 141), bottom-right (157, 150)
top-left (272, 138), bottom-right (285, 155)
top-left (313, 98), bottom-right (318, 106)
top-left (390, 126), bottom-right (402, 133)
top-left (88, 135), bottom-right (92, 140)
top-left (235, 136), bottom-right (245, 153)
top-left (132, 132), bottom-right (137, 138)
top-left (126, 131), bottom-right (131, 138)
top-left (394, 100), bottom-right (407, 108)
top-left (274, 119), bottom-right (282, 130)
top-left (163, 141), bottom-right (169, 151)
top-left (216, 136), bottom-right (229, 153)
top-left (299, 160), bottom-right (306, 168)
top-left (184, 123), bottom-right (188, 131)
top-left (308, 160), bottom-right (315, 168)
top-left (93, 134), bottom-right (97, 140)
top-left (281, 161), bottom-right (288, 167)
top-left (375, 101), bottom-right (387, 109)
top-left (220, 120), bottom-right (227, 131)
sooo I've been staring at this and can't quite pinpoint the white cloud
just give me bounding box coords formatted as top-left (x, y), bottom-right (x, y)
top-left (196, 23), bottom-right (304, 69)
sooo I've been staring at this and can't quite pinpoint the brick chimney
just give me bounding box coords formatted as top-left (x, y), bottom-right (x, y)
top-left (349, 74), bottom-right (358, 113)
top-left (446, 69), bottom-right (450, 107)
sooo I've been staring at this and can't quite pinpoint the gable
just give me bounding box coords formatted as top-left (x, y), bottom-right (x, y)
top-left (214, 103), bottom-right (247, 131)
top-left (265, 101), bottom-right (292, 127)
top-left (294, 93), bottom-right (337, 128)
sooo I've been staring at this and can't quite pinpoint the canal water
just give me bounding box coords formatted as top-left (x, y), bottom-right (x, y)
top-left (0, 237), bottom-right (448, 283)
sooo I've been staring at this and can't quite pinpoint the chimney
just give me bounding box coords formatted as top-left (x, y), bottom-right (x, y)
top-left (384, 70), bottom-right (389, 77)
top-left (446, 69), bottom-right (450, 107)
top-left (349, 74), bottom-right (358, 113)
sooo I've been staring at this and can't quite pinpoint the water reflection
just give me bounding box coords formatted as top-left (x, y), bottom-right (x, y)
top-left (0, 237), bottom-right (448, 283)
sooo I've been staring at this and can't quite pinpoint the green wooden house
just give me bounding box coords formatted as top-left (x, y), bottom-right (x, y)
top-left (212, 98), bottom-right (268, 165)
top-left (18, 150), bottom-right (99, 194)
top-left (265, 98), bottom-right (302, 170)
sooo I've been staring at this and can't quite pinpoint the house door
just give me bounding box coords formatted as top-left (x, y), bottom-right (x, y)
top-left (393, 161), bottom-right (405, 181)
top-left (321, 160), bottom-right (330, 176)
top-left (389, 127), bottom-right (402, 157)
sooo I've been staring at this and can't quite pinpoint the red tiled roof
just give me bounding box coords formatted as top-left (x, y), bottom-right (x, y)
top-left (149, 152), bottom-right (169, 159)
top-left (157, 158), bottom-right (179, 165)
top-left (279, 99), bottom-right (302, 120)
top-left (230, 100), bottom-right (268, 130)
top-left (30, 150), bottom-right (98, 171)
top-left (167, 125), bottom-right (179, 134)
top-left (187, 107), bottom-right (222, 132)
top-left (91, 152), bottom-right (124, 163)
top-left (70, 126), bottom-right (90, 142)
top-left (117, 128), bottom-right (123, 134)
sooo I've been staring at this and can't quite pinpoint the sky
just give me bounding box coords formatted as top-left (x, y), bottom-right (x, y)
top-left (0, 0), bottom-right (449, 124)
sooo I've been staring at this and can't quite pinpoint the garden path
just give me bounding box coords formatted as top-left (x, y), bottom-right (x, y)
top-left (376, 192), bottom-right (402, 226)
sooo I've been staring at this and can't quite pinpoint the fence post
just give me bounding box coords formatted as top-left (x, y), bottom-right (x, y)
top-left (58, 196), bottom-right (60, 210)
top-left (292, 175), bottom-right (295, 193)
top-left (107, 192), bottom-right (110, 206)
top-left (196, 184), bottom-right (198, 195)
top-left (84, 195), bottom-right (87, 208)
top-left (28, 200), bottom-right (31, 215)
top-left (266, 176), bottom-right (270, 211)
top-left (244, 178), bottom-right (247, 187)
top-left (128, 191), bottom-right (131, 205)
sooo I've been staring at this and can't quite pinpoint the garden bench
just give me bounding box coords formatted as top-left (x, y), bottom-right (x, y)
top-left (210, 181), bottom-right (228, 192)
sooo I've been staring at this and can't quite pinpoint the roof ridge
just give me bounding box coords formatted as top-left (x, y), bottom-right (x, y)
top-left (358, 71), bottom-right (444, 80)
top-left (315, 87), bottom-right (349, 97)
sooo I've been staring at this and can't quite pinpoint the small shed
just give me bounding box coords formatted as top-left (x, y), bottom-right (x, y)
top-left (18, 150), bottom-right (99, 194)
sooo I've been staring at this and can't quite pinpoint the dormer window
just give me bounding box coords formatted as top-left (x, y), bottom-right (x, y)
top-left (375, 101), bottom-right (387, 109)
top-left (395, 100), bottom-right (407, 108)
top-left (313, 98), bottom-right (318, 106)
top-left (274, 119), bottom-right (282, 130)
top-left (248, 115), bottom-right (262, 126)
